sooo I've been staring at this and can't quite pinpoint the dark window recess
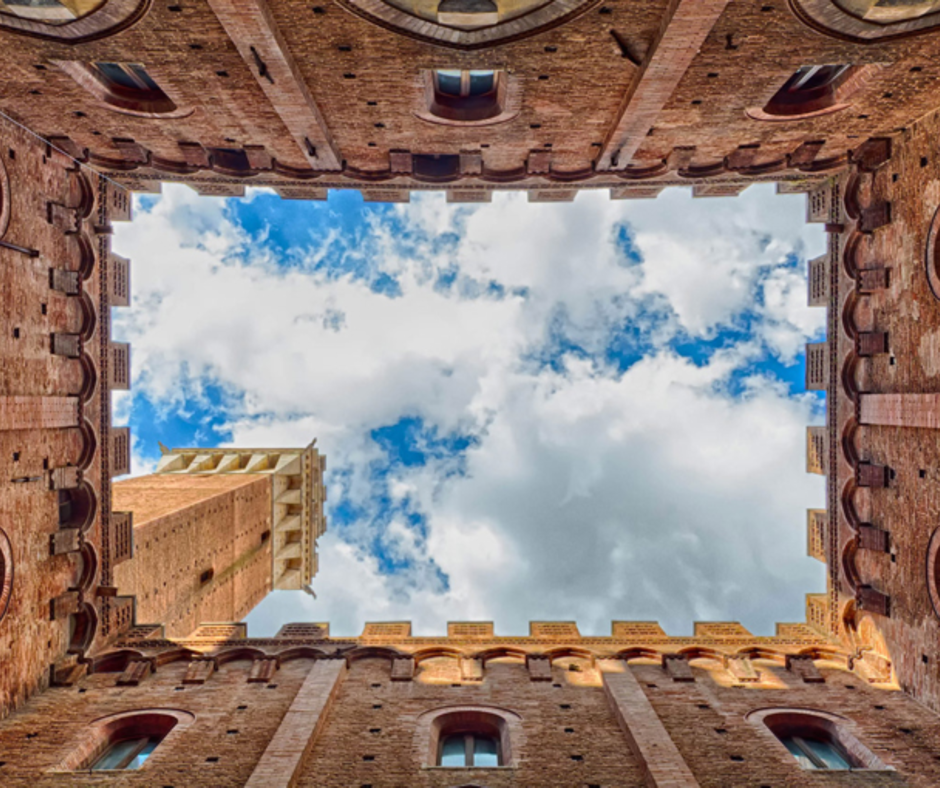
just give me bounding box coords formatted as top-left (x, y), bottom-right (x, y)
top-left (89, 62), bottom-right (177, 115)
top-left (210, 148), bottom-right (251, 174)
top-left (199, 568), bottom-right (214, 584)
top-left (260, 530), bottom-right (271, 544)
top-left (763, 64), bottom-right (853, 117)
top-left (429, 69), bottom-right (502, 122)
top-left (413, 154), bottom-right (461, 181)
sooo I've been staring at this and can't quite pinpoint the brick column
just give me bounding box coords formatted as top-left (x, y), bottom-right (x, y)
top-left (860, 393), bottom-right (940, 429)
top-left (0, 396), bottom-right (78, 430)
top-left (604, 667), bottom-right (700, 788)
top-left (597, 0), bottom-right (732, 170)
top-left (244, 658), bottom-right (346, 788)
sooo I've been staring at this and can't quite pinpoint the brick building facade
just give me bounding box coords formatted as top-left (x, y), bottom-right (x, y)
top-left (2, 0), bottom-right (940, 784)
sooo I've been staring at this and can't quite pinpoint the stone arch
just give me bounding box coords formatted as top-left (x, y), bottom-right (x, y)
top-left (153, 647), bottom-right (199, 667)
top-left (0, 154), bottom-right (9, 241)
top-left (67, 601), bottom-right (98, 655)
top-left (612, 647), bottom-right (663, 662)
top-left (789, 0), bottom-right (940, 42)
top-left (77, 418), bottom-right (97, 470)
top-left (544, 646), bottom-right (595, 664)
top-left (72, 540), bottom-right (99, 594)
top-left (77, 354), bottom-right (97, 403)
top-left (59, 480), bottom-right (98, 532)
top-left (91, 649), bottom-right (147, 673)
top-left (276, 646), bottom-right (329, 663)
top-left (78, 290), bottom-right (96, 341)
top-left (345, 646), bottom-right (403, 665)
top-left (925, 205), bottom-right (940, 301)
top-left (733, 647), bottom-right (786, 664)
top-left (216, 647), bottom-right (269, 666)
top-left (473, 646), bottom-right (528, 665)
top-left (925, 527), bottom-right (940, 619)
top-left (0, 0), bottom-right (151, 43)
top-left (413, 646), bottom-right (466, 664)
top-left (335, 0), bottom-right (602, 51)
top-left (0, 527), bottom-right (12, 625)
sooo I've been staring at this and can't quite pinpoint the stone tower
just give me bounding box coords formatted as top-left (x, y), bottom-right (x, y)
top-left (111, 442), bottom-right (326, 638)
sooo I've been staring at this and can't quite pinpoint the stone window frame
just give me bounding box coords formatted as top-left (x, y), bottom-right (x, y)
top-left (415, 69), bottom-right (521, 127)
top-left (416, 704), bottom-right (523, 770)
top-left (746, 707), bottom-right (892, 772)
top-left (924, 205), bottom-right (940, 302)
top-left (925, 527), bottom-right (940, 619)
top-left (54, 60), bottom-right (193, 119)
top-left (789, 0), bottom-right (940, 42)
top-left (52, 708), bottom-right (195, 773)
top-left (746, 64), bottom-right (880, 122)
top-left (0, 0), bottom-right (149, 43)
top-left (0, 526), bottom-right (12, 624)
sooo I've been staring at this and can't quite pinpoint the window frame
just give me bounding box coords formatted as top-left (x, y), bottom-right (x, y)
top-left (415, 68), bottom-right (520, 127)
top-left (438, 730), bottom-right (501, 767)
top-left (54, 60), bottom-right (192, 119)
top-left (747, 707), bottom-right (892, 773)
top-left (746, 64), bottom-right (881, 122)
top-left (89, 735), bottom-right (160, 771)
top-left (418, 705), bottom-right (521, 770)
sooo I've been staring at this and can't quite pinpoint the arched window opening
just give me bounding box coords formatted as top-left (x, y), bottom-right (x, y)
top-left (90, 736), bottom-right (160, 770)
top-left (753, 709), bottom-right (888, 772)
top-left (0, 527), bottom-right (12, 624)
top-left (430, 69), bottom-right (503, 122)
top-left (764, 65), bottom-right (853, 117)
top-left (780, 732), bottom-right (853, 770)
top-left (55, 60), bottom-right (181, 117)
top-left (429, 709), bottom-right (511, 768)
top-left (0, 0), bottom-right (104, 24)
top-left (90, 62), bottom-right (176, 114)
top-left (833, 0), bottom-right (940, 23)
top-left (440, 731), bottom-right (500, 767)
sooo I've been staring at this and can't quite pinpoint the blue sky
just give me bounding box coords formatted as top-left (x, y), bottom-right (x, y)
top-left (112, 183), bottom-right (827, 638)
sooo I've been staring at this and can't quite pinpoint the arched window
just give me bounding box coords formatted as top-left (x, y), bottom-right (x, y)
top-left (56, 710), bottom-right (193, 773)
top-left (55, 60), bottom-right (185, 118)
top-left (90, 735), bottom-right (161, 770)
top-left (764, 65), bottom-right (852, 117)
top-left (439, 731), bottom-right (500, 767)
top-left (88, 62), bottom-right (176, 114)
top-left (833, 0), bottom-right (940, 23)
top-left (430, 69), bottom-right (503, 122)
top-left (750, 708), bottom-right (888, 772)
top-left (427, 708), bottom-right (513, 768)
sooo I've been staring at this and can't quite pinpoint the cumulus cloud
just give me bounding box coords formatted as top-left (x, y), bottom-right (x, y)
top-left (112, 183), bottom-right (827, 638)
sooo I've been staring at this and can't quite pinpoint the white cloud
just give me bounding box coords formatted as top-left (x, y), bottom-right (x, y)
top-left (114, 182), bottom-right (828, 639)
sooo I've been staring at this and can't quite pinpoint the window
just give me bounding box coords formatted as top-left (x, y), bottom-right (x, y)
top-left (764, 65), bottom-right (852, 117)
top-left (56, 710), bottom-right (193, 773)
top-left (90, 736), bottom-right (160, 770)
top-left (55, 60), bottom-right (180, 117)
top-left (750, 708), bottom-right (889, 773)
top-left (439, 731), bottom-right (500, 767)
top-left (429, 69), bottom-right (504, 122)
top-left (89, 62), bottom-right (176, 113)
top-left (422, 707), bottom-right (517, 769)
top-left (780, 732), bottom-right (853, 770)
top-left (833, 0), bottom-right (940, 23)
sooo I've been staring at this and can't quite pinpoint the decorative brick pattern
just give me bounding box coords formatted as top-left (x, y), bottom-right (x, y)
top-left (808, 253), bottom-right (829, 306)
top-left (805, 342), bottom-right (827, 390)
top-left (0, 396), bottom-right (77, 431)
top-left (108, 342), bottom-right (130, 390)
top-left (110, 426), bottom-right (130, 477)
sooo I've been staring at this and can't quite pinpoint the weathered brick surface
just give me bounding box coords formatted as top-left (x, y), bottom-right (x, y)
top-left (823, 106), bottom-right (940, 716)
top-left (0, 114), bottom-right (112, 721)
top-left (111, 474), bottom-right (273, 638)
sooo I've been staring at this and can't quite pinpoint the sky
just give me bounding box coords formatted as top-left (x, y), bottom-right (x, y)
top-left (110, 182), bottom-right (827, 639)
